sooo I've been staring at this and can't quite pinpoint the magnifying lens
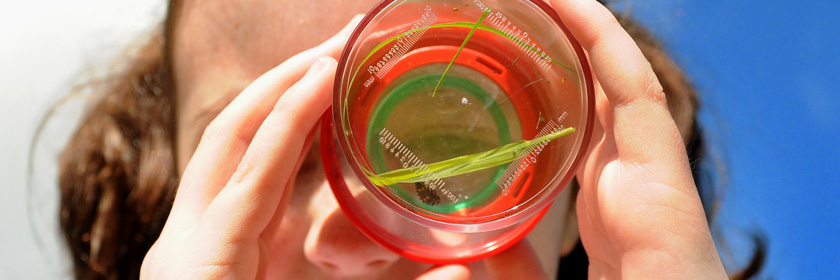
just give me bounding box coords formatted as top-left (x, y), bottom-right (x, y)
top-left (320, 0), bottom-right (594, 263)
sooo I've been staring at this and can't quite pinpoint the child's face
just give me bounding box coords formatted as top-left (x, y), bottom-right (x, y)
top-left (170, 0), bottom-right (573, 278)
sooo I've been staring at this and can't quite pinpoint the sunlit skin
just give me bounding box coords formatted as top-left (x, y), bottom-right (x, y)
top-left (140, 0), bottom-right (726, 279)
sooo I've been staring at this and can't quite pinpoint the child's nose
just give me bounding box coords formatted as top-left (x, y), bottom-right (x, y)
top-left (303, 201), bottom-right (400, 277)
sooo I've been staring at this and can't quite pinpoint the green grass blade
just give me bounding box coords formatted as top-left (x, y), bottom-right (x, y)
top-left (350, 22), bottom-right (574, 93)
top-left (345, 21), bottom-right (577, 116)
top-left (431, 9), bottom-right (491, 97)
top-left (368, 127), bottom-right (575, 186)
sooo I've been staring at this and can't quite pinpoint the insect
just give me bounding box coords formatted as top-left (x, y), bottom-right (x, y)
top-left (415, 182), bottom-right (441, 206)
top-left (512, 54), bottom-right (521, 66)
top-left (537, 112), bottom-right (546, 129)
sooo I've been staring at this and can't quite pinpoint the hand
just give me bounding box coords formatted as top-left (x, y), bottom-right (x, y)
top-left (548, 0), bottom-right (727, 278)
top-left (139, 18), bottom-right (358, 279)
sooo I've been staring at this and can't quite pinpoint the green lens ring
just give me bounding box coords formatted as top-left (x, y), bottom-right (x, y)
top-left (366, 74), bottom-right (513, 214)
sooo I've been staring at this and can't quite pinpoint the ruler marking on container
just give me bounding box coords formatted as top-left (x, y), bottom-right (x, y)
top-left (378, 128), bottom-right (458, 202)
top-left (375, 6), bottom-right (438, 79)
top-left (494, 119), bottom-right (563, 193)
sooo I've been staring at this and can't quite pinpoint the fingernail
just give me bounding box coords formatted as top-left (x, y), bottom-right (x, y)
top-left (304, 57), bottom-right (329, 78)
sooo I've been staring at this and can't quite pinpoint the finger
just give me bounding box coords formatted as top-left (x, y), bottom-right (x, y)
top-left (259, 125), bottom-right (319, 241)
top-left (549, 0), bottom-right (690, 178)
top-left (416, 265), bottom-right (470, 280)
top-left (484, 240), bottom-right (548, 280)
top-left (550, 0), bottom-right (660, 107)
top-left (198, 57), bottom-right (337, 242)
top-left (167, 15), bottom-right (363, 229)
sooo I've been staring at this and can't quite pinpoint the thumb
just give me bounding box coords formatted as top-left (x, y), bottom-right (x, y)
top-left (416, 264), bottom-right (470, 280)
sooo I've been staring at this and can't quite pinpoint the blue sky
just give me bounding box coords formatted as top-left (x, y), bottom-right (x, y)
top-left (626, 0), bottom-right (840, 278)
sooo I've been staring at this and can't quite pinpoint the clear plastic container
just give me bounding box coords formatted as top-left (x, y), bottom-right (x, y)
top-left (320, 0), bottom-right (594, 263)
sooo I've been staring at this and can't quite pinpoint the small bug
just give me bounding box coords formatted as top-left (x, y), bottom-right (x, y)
top-left (415, 182), bottom-right (441, 206)
top-left (537, 112), bottom-right (546, 129)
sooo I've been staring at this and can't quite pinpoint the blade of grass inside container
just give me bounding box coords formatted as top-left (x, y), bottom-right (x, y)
top-left (431, 9), bottom-right (490, 97)
top-left (368, 127), bottom-right (575, 186)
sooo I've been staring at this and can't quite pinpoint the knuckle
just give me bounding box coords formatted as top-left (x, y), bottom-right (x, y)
top-left (230, 153), bottom-right (256, 185)
top-left (643, 69), bottom-right (667, 104)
